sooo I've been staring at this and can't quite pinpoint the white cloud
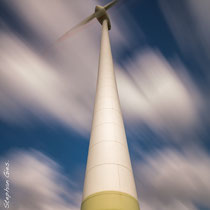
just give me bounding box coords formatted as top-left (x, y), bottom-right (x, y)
top-left (116, 49), bottom-right (201, 138)
top-left (0, 30), bottom-right (202, 138)
top-left (134, 148), bottom-right (210, 210)
top-left (0, 0), bottom-right (202, 139)
top-left (1, 148), bottom-right (209, 210)
top-left (158, 0), bottom-right (210, 76)
top-left (0, 0), bottom-right (131, 135)
top-left (0, 150), bottom-right (81, 210)
top-left (0, 0), bottom-right (102, 134)
top-left (0, 32), bottom-right (95, 134)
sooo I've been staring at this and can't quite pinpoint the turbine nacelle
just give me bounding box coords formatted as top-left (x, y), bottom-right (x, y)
top-left (95, 5), bottom-right (111, 30)
top-left (95, 0), bottom-right (118, 30)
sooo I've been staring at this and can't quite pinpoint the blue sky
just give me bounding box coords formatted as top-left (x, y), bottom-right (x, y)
top-left (0, 0), bottom-right (210, 209)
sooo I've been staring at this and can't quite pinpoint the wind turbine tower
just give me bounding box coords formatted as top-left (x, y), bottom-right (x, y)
top-left (81, 1), bottom-right (140, 210)
top-left (58, 1), bottom-right (140, 209)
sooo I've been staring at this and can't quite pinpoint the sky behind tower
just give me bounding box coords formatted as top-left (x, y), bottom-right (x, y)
top-left (0, 0), bottom-right (210, 210)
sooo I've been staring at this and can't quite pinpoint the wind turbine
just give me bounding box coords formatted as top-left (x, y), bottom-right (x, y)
top-left (58, 1), bottom-right (140, 210)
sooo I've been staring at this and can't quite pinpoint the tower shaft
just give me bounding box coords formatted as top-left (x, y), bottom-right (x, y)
top-left (81, 19), bottom-right (140, 210)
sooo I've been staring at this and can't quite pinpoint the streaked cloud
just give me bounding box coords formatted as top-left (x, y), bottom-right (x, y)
top-left (0, 0), bottom-right (101, 134)
top-left (1, 147), bottom-right (209, 210)
top-left (159, 0), bottom-right (210, 84)
top-left (134, 148), bottom-right (210, 210)
top-left (0, 32), bottom-right (95, 133)
top-left (0, 0), bottom-right (204, 142)
top-left (0, 31), bottom-right (202, 139)
top-left (0, 150), bottom-right (81, 210)
top-left (117, 49), bottom-right (202, 140)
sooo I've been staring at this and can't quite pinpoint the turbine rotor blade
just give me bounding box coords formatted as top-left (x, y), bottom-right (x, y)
top-left (56, 0), bottom-right (118, 43)
top-left (56, 13), bottom-right (96, 43)
top-left (104, 0), bottom-right (118, 11)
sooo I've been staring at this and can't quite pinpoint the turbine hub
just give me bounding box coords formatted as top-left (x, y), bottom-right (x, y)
top-left (95, 6), bottom-right (111, 30)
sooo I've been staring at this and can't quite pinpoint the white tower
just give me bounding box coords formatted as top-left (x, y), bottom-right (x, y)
top-left (81, 5), bottom-right (140, 210)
